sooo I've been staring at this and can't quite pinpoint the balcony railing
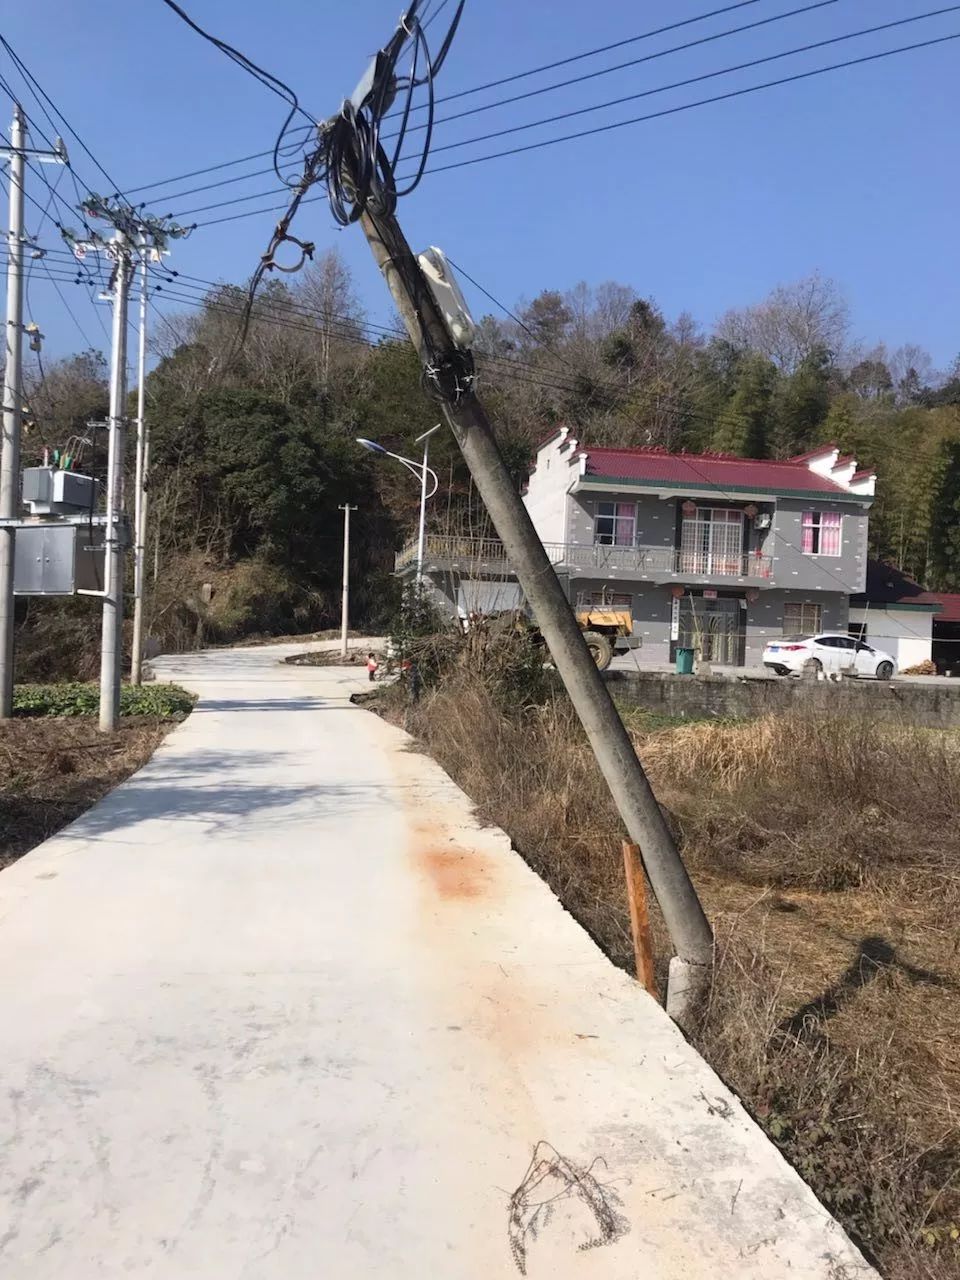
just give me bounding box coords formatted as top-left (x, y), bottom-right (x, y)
top-left (396, 534), bottom-right (773, 581)
top-left (395, 535), bottom-right (510, 571)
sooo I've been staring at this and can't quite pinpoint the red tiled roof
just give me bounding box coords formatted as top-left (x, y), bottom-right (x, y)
top-left (581, 446), bottom-right (854, 495)
top-left (928, 593), bottom-right (960, 623)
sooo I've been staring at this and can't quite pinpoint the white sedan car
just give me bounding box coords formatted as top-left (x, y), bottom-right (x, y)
top-left (762, 632), bottom-right (896, 680)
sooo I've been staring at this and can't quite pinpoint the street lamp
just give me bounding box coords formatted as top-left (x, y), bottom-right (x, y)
top-left (357, 425), bottom-right (441, 588)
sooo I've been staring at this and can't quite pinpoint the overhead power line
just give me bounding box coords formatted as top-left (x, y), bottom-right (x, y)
top-left (158, 0), bottom-right (313, 121)
top-left (29, 262), bottom-right (595, 398)
top-left (411, 29), bottom-right (960, 179)
top-left (392, 0), bottom-right (849, 140)
top-left (123, 127), bottom-right (315, 197)
top-left (157, 0), bottom-right (317, 187)
top-left (421, 6), bottom-right (960, 159)
top-left (23, 258), bottom-right (940, 480)
top-left (0, 34), bottom-right (127, 197)
top-left (409, 0), bottom-right (767, 109)
top-left (164, 0), bottom-right (857, 218)
top-left (148, 23), bottom-right (960, 228)
top-left (124, 0), bottom-right (825, 207)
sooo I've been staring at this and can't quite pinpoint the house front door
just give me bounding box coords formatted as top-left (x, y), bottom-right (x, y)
top-left (678, 593), bottom-right (745, 666)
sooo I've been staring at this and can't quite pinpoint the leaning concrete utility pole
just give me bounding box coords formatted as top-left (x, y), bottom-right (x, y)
top-left (339, 503), bottom-right (356, 658)
top-left (0, 107), bottom-right (64, 717)
top-left (99, 234), bottom-right (132, 732)
top-left (130, 244), bottom-right (150, 686)
top-left (357, 207), bottom-right (713, 1023)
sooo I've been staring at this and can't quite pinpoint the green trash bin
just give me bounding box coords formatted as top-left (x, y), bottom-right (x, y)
top-left (675, 646), bottom-right (695, 675)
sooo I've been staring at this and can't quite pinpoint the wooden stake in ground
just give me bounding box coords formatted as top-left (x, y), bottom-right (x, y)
top-left (623, 841), bottom-right (658, 999)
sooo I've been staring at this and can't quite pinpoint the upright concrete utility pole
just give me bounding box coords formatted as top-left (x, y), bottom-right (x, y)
top-left (0, 106), bottom-right (26, 721)
top-left (130, 245), bottom-right (150, 686)
top-left (356, 208), bottom-right (714, 1024)
top-left (339, 503), bottom-right (356, 658)
top-left (415, 424), bottom-right (441, 591)
top-left (65, 197), bottom-right (190, 708)
top-left (0, 109), bottom-right (63, 715)
top-left (99, 234), bottom-right (132, 732)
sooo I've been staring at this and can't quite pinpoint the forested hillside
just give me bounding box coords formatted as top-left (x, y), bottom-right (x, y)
top-left (17, 252), bottom-right (960, 670)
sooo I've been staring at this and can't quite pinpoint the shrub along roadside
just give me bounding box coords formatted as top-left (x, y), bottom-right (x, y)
top-left (13, 683), bottom-right (196, 720)
top-left (378, 655), bottom-right (960, 1280)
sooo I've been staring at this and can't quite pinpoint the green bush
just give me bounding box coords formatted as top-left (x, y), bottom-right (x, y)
top-left (13, 683), bottom-right (195, 720)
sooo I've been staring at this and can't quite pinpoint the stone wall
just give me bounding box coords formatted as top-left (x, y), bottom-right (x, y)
top-left (604, 670), bottom-right (960, 728)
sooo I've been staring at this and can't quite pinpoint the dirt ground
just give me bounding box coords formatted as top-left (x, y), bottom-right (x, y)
top-left (0, 717), bottom-right (174, 870)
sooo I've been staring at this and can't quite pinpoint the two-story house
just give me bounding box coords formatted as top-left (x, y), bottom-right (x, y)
top-left (395, 428), bottom-right (876, 667)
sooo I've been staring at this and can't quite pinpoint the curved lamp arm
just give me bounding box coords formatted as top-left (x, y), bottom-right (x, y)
top-left (356, 437), bottom-right (439, 497)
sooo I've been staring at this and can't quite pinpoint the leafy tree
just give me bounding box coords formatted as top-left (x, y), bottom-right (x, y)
top-left (929, 438), bottom-right (960, 588)
top-left (923, 355), bottom-right (960, 408)
top-left (847, 358), bottom-right (893, 401)
top-left (517, 291), bottom-right (572, 348)
top-left (769, 345), bottom-right (833, 457)
top-left (711, 354), bottom-right (776, 456)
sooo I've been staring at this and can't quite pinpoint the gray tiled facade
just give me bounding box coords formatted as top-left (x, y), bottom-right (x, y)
top-left (555, 490), bottom-right (863, 665)
top-left (403, 442), bottom-right (872, 667)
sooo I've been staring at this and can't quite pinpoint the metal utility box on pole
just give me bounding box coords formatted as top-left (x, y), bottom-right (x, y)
top-left (0, 107), bottom-right (65, 717)
top-left (339, 503), bottom-right (356, 658)
top-left (99, 235), bottom-right (132, 733)
top-left (355, 207), bottom-right (713, 1024)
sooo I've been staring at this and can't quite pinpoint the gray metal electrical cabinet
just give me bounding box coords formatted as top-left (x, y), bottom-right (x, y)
top-left (22, 467), bottom-right (96, 516)
top-left (14, 524), bottom-right (105, 596)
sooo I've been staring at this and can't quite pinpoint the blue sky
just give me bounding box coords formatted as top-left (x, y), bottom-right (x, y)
top-left (2, 0), bottom-right (958, 368)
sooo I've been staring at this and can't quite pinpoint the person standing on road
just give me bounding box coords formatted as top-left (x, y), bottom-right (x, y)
top-left (367, 652), bottom-right (379, 682)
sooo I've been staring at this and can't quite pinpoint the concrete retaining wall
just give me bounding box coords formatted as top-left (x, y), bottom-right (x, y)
top-left (605, 669), bottom-right (960, 728)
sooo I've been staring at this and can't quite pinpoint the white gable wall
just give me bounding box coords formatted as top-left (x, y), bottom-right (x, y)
top-left (522, 428), bottom-right (581, 546)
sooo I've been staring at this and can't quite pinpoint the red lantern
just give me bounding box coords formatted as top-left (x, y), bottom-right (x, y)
top-left (743, 504), bottom-right (758, 519)
top-left (681, 500), bottom-right (697, 517)
top-left (746, 588), bottom-right (759, 604)
top-left (670, 584), bottom-right (685, 598)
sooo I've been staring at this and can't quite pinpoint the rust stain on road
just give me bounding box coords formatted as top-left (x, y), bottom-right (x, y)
top-left (415, 845), bottom-right (496, 902)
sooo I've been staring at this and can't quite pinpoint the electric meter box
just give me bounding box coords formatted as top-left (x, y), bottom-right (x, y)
top-left (22, 467), bottom-right (96, 515)
top-left (417, 246), bottom-right (477, 349)
top-left (14, 523), bottom-right (105, 596)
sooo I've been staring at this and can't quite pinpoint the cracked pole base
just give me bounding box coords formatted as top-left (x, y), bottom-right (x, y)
top-left (666, 955), bottom-right (712, 1031)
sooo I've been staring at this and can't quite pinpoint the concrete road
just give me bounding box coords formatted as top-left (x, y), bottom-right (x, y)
top-left (0, 643), bottom-right (874, 1279)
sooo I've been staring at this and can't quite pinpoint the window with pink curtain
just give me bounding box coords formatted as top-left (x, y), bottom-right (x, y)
top-left (595, 501), bottom-right (636, 546)
top-left (802, 511), bottom-right (842, 556)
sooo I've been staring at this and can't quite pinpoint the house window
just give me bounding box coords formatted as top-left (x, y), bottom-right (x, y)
top-left (783, 601), bottom-right (822, 635)
top-left (679, 507), bottom-right (744, 575)
top-left (595, 501), bottom-right (636, 546)
top-left (848, 622), bottom-right (867, 642)
top-left (801, 510), bottom-right (842, 556)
